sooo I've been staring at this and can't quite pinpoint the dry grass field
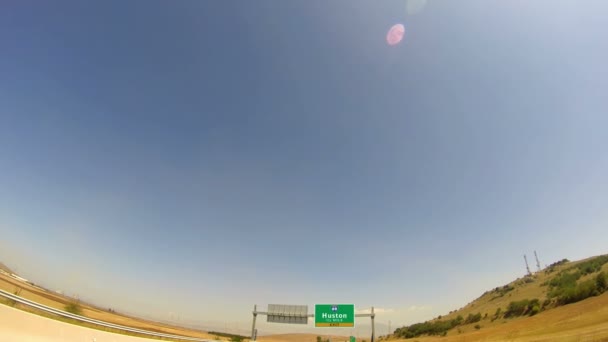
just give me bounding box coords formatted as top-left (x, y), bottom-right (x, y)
top-left (0, 273), bottom-right (216, 340)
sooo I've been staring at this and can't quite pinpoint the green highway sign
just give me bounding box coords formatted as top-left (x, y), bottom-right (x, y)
top-left (315, 304), bottom-right (355, 327)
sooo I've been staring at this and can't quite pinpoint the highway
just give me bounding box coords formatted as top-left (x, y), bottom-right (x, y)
top-left (0, 303), bottom-right (165, 342)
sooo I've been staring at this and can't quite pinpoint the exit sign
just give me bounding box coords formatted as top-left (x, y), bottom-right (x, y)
top-left (315, 304), bottom-right (355, 327)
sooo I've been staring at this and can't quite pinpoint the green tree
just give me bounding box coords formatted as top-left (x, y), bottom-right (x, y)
top-left (558, 279), bottom-right (598, 304)
top-left (505, 299), bottom-right (530, 317)
top-left (596, 272), bottom-right (607, 292)
top-left (465, 312), bottom-right (482, 324)
top-left (529, 305), bottom-right (540, 316)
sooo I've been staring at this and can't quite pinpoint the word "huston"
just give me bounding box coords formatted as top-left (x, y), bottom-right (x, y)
top-left (321, 313), bottom-right (348, 319)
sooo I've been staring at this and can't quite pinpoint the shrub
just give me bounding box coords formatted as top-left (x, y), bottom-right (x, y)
top-left (504, 299), bottom-right (539, 318)
top-left (575, 255), bottom-right (608, 275)
top-left (545, 259), bottom-right (607, 305)
top-left (529, 305), bottom-right (540, 316)
top-left (505, 300), bottom-right (527, 317)
top-left (545, 259), bottom-right (570, 274)
top-left (64, 302), bottom-right (83, 315)
top-left (465, 313), bottom-right (482, 324)
top-left (394, 316), bottom-right (464, 338)
top-left (557, 278), bottom-right (599, 305)
top-left (596, 272), bottom-right (607, 292)
top-left (491, 285), bottom-right (515, 299)
top-left (474, 324), bottom-right (481, 330)
top-left (548, 271), bottom-right (581, 298)
top-left (549, 271), bottom-right (580, 289)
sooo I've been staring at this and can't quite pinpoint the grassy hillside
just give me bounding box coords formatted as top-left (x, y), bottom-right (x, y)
top-left (392, 254), bottom-right (608, 339)
top-left (391, 292), bottom-right (608, 342)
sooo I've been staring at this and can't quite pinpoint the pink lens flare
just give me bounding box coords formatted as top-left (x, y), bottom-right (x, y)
top-left (387, 24), bottom-right (405, 45)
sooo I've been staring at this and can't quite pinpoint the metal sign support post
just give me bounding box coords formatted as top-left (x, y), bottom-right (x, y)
top-left (251, 305), bottom-right (258, 341)
top-left (354, 306), bottom-right (375, 342)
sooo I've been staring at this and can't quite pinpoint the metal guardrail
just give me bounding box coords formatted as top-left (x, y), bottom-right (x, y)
top-left (0, 289), bottom-right (215, 342)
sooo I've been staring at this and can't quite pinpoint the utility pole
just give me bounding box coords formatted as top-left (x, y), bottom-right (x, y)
top-left (524, 255), bottom-right (531, 276)
top-left (534, 251), bottom-right (541, 273)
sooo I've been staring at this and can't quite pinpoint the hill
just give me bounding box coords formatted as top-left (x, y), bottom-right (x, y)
top-left (391, 254), bottom-right (608, 340)
top-left (0, 261), bottom-right (15, 275)
top-left (391, 292), bottom-right (608, 342)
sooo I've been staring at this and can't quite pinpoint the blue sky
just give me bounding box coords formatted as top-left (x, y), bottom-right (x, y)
top-left (1, 0), bottom-right (607, 336)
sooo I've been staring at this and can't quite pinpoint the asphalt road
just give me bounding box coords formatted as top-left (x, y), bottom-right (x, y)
top-left (0, 304), bottom-right (161, 342)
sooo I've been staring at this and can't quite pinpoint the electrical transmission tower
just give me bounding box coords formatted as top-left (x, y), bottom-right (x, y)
top-left (524, 254), bottom-right (531, 276)
top-left (534, 251), bottom-right (541, 273)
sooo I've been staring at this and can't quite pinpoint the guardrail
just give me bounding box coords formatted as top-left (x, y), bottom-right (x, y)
top-left (0, 289), bottom-right (215, 342)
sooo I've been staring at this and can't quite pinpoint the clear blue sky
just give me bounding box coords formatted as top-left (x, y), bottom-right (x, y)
top-left (1, 0), bottom-right (607, 336)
